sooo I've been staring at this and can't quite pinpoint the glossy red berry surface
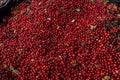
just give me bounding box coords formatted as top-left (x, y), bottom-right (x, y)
top-left (0, 0), bottom-right (120, 80)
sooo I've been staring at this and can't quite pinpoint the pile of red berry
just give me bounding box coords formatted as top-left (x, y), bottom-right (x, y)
top-left (0, 0), bottom-right (120, 80)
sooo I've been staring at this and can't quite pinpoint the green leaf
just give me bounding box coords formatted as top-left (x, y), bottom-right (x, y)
top-left (104, 76), bottom-right (110, 80)
top-left (18, 48), bottom-right (24, 54)
top-left (13, 70), bottom-right (19, 74)
top-left (73, 61), bottom-right (78, 67)
top-left (90, 25), bottom-right (97, 30)
top-left (3, 64), bottom-right (7, 69)
top-left (103, 0), bottom-right (109, 2)
top-left (102, 75), bottom-right (110, 80)
top-left (0, 43), bottom-right (3, 46)
top-left (10, 66), bottom-right (19, 74)
top-left (75, 8), bottom-right (81, 12)
top-left (71, 19), bottom-right (75, 22)
top-left (63, 42), bottom-right (69, 46)
top-left (10, 66), bottom-right (15, 71)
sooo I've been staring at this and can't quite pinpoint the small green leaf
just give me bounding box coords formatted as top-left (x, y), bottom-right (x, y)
top-left (10, 66), bottom-right (19, 74)
top-left (73, 61), bottom-right (78, 67)
top-left (90, 25), bottom-right (97, 30)
top-left (94, 64), bottom-right (99, 67)
top-left (18, 48), bottom-right (24, 54)
top-left (104, 76), bottom-right (110, 80)
top-left (62, 54), bottom-right (67, 60)
top-left (0, 43), bottom-right (3, 46)
top-left (103, 0), bottom-right (109, 3)
top-left (3, 64), bottom-right (7, 69)
top-left (71, 19), bottom-right (75, 22)
top-left (75, 8), bottom-right (81, 12)
top-left (102, 75), bottom-right (110, 80)
top-left (13, 70), bottom-right (19, 74)
top-left (81, 42), bottom-right (85, 47)
top-left (10, 66), bottom-right (15, 71)
top-left (91, 0), bottom-right (96, 2)
top-left (64, 42), bottom-right (69, 46)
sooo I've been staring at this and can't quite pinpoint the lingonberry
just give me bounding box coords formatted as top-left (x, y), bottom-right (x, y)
top-left (0, 0), bottom-right (120, 80)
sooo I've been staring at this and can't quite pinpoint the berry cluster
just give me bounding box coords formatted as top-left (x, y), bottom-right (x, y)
top-left (0, 0), bottom-right (120, 80)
